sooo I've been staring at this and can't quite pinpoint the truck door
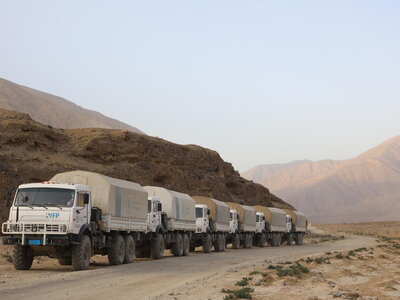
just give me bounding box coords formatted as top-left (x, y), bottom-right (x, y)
top-left (203, 208), bottom-right (208, 229)
top-left (74, 192), bottom-right (90, 228)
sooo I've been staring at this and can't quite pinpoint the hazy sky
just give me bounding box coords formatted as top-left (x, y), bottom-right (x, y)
top-left (1, 1), bottom-right (399, 171)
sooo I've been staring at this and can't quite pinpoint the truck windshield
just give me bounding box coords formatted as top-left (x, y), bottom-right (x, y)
top-left (195, 207), bottom-right (203, 218)
top-left (14, 188), bottom-right (75, 207)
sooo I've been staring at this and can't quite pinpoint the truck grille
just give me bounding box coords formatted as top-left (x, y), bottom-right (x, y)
top-left (2, 222), bottom-right (67, 234)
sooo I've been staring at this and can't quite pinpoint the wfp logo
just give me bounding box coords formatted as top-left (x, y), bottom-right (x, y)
top-left (46, 212), bottom-right (60, 219)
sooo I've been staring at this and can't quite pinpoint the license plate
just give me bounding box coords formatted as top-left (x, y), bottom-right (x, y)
top-left (28, 240), bottom-right (41, 245)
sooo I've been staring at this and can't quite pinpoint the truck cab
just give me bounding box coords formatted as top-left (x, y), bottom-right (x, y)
top-left (229, 209), bottom-right (238, 233)
top-left (147, 196), bottom-right (162, 232)
top-left (195, 204), bottom-right (209, 233)
top-left (255, 212), bottom-right (265, 233)
top-left (2, 182), bottom-right (91, 246)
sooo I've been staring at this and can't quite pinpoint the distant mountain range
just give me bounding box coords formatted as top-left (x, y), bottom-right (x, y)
top-left (242, 136), bottom-right (400, 223)
top-left (0, 78), bottom-right (143, 134)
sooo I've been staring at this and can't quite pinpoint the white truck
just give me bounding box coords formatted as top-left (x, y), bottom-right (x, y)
top-left (143, 186), bottom-right (196, 257)
top-left (284, 209), bottom-right (307, 245)
top-left (226, 202), bottom-right (257, 248)
top-left (253, 206), bottom-right (293, 246)
top-left (192, 196), bottom-right (230, 252)
top-left (2, 171), bottom-right (153, 270)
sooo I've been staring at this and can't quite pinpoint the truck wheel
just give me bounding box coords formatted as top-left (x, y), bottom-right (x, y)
top-left (182, 234), bottom-right (190, 256)
top-left (58, 257), bottom-right (72, 265)
top-left (172, 233), bottom-right (183, 257)
top-left (72, 235), bottom-right (91, 271)
top-left (232, 233), bottom-right (240, 249)
top-left (124, 235), bottom-right (135, 263)
top-left (214, 233), bottom-right (223, 252)
top-left (295, 233), bottom-right (303, 245)
top-left (108, 234), bottom-right (125, 265)
top-left (151, 233), bottom-right (165, 260)
top-left (221, 235), bottom-right (226, 251)
top-left (272, 233), bottom-right (279, 247)
top-left (276, 234), bottom-right (282, 246)
top-left (286, 234), bottom-right (294, 245)
top-left (202, 234), bottom-right (212, 253)
top-left (12, 245), bottom-right (33, 270)
top-left (248, 234), bottom-right (253, 248)
top-left (242, 234), bottom-right (248, 249)
top-left (259, 233), bottom-right (266, 247)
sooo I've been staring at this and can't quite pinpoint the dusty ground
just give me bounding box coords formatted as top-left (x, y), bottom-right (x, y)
top-left (212, 222), bottom-right (400, 300)
top-left (0, 228), bottom-right (375, 300)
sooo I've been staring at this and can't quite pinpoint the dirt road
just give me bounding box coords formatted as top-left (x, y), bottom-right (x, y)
top-left (0, 236), bottom-right (375, 300)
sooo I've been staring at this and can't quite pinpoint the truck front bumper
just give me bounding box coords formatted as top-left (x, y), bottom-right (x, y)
top-left (2, 234), bottom-right (78, 246)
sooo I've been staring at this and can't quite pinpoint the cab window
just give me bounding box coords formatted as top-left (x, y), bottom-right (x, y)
top-left (148, 200), bottom-right (152, 213)
top-left (195, 207), bottom-right (203, 218)
top-left (256, 215), bottom-right (260, 222)
top-left (152, 202), bottom-right (158, 212)
top-left (76, 192), bottom-right (85, 207)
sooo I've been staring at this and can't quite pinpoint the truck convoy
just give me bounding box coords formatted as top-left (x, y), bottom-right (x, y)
top-left (1, 170), bottom-right (307, 271)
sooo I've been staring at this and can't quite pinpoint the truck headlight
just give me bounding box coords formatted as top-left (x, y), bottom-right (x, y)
top-left (61, 225), bottom-right (67, 232)
top-left (11, 224), bottom-right (19, 232)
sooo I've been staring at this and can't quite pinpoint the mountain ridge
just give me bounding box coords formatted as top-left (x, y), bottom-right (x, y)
top-left (242, 136), bottom-right (400, 223)
top-left (0, 77), bottom-right (144, 134)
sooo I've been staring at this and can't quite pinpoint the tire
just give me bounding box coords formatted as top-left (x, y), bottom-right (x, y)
top-left (245, 234), bottom-right (252, 248)
top-left (151, 233), bottom-right (165, 260)
top-left (242, 234), bottom-right (249, 249)
top-left (124, 235), bottom-right (135, 263)
top-left (202, 233), bottom-right (212, 253)
top-left (248, 234), bottom-right (253, 248)
top-left (58, 257), bottom-right (72, 265)
top-left (272, 233), bottom-right (279, 247)
top-left (221, 235), bottom-right (226, 251)
top-left (172, 233), bottom-right (183, 257)
top-left (276, 234), bottom-right (282, 246)
top-left (12, 245), bottom-right (33, 270)
top-left (108, 234), bottom-right (125, 265)
top-left (259, 233), bottom-right (266, 247)
top-left (295, 233), bottom-right (303, 245)
top-left (182, 233), bottom-right (190, 256)
top-left (214, 233), bottom-right (223, 252)
top-left (232, 233), bottom-right (240, 249)
top-left (72, 235), bottom-right (91, 271)
top-left (286, 234), bottom-right (294, 245)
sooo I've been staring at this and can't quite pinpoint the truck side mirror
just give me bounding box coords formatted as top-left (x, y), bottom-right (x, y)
top-left (158, 203), bottom-right (162, 211)
top-left (83, 194), bottom-right (89, 205)
top-left (207, 209), bottom-right (210, 215)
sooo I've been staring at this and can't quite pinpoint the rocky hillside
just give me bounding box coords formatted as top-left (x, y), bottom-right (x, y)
top-left (0, 78), bottom-right (143, 133)
top-left (243, 136), bottom-right (400, 223)
top-left (0, 109), bottom-right (291, 223)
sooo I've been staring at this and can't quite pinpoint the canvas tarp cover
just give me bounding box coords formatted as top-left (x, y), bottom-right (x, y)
top-left (144, 186), bottom-right (196, 222)
top-left (51, 171), bottom-right (148, 220)
top-left (226, 202), bottom-right (256, 227)
top-left (193, 196), bottom-right (230, 228)
top-left (253, 206), bottom-right (286, 229)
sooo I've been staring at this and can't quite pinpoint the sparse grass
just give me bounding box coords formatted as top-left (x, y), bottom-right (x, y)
top-left (222, 287), bottom-right (254, 299)
top-left (249, 270), bottom-right (260, 276)
top-left (276, 263), bottom-right (309, 278)
top-left (235, 277), bottom-right (252, 286)
top-left (314, 256), bottom-right (331, 264)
